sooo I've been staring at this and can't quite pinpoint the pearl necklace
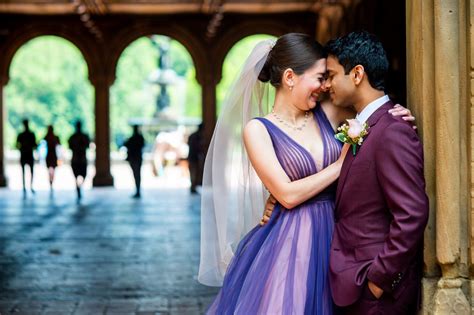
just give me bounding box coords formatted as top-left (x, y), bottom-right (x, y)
top-left (271, 110), bottom-right (310, 131)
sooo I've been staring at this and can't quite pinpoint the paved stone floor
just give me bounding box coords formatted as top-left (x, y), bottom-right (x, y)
top-left (0, 188), bottom-right (219, 315)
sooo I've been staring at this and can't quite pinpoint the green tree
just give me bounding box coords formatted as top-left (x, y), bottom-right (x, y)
top-left (5, 34), bottom-right (276, 154)
top-left (5, 36), bottom-right (93, 149)
top-left (110, 36), bottom-right (201, 150)
top-left (216, 34), bottom-right (276, 115)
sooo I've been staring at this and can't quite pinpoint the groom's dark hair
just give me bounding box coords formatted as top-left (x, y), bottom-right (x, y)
top-left (325, 31), bottom-right (388, 91)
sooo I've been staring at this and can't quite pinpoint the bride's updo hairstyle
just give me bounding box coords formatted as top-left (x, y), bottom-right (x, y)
top-left (258, 33), bottom-right (327, 88)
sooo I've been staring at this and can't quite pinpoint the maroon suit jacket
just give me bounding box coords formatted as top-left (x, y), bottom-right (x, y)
top-left (329, 101), bottom-right (429, 307)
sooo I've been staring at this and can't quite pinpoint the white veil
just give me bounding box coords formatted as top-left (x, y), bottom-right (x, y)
top-left (198, 39), bottom-right (275, 286)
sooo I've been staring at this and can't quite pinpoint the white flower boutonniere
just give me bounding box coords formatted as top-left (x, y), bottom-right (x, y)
top-left (335, 119), bottom-right (369, 156)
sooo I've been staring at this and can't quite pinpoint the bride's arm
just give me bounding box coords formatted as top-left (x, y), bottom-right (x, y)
top-left (243, 120), bottom-right (348, 210)
top-left (321, 100), bottom-right (417, 130)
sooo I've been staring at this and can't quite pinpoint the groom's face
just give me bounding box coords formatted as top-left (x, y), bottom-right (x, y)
top-left (324, 55), bottom-right (355, 108)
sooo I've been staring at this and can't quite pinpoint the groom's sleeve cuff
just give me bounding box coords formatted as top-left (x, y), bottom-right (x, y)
top-left (367, 265), bottom-right (396, 294)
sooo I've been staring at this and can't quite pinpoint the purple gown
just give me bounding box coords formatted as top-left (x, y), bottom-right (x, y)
top-left (207, 105), bottom-right (342, 315)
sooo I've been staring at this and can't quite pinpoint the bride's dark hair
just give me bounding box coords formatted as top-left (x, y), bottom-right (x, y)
top-left (258, 33), bottom-right (327, 88)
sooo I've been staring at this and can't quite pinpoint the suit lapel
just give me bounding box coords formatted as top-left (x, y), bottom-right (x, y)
top-left (335, 101), bottom-right (394, 209)
top-left (366, 101), bottom-right (393, 128)
top-left (335, 149), bottom-right (355, 208)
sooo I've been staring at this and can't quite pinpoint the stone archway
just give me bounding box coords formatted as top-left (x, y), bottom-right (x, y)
top-left (108, 22), bottom-right (211, 152)
top-left (214, 33), bottom-right (276, 118)
top-left (108, 33), bottom-right (202, 189)
top-left (0, 23), bottom-right (100, 187)
top-left (0, 13), bottom-right (317, 188)
top-left (108, 23), bottom-right (206, 87)
top-left (205, 20), bottom-right (298, 143)
top-left (0, 24), bottom-right (99, 82)
top-left (213, 21), bottom-right (293, 85)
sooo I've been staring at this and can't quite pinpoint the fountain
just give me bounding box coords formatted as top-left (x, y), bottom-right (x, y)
top-left (128, 35), bottom-right (200, 130)
top-left (127, 35), bottom-right (201, 178)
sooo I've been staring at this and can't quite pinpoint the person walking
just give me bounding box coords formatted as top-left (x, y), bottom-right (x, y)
top-left (16, 119), bottom-right (37, 195)
top-left (124, 125), bottom-right (145, 198)
top-left (68, 121), bottom-right (90, 200)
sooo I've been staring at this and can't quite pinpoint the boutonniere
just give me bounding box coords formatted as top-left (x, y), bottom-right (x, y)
top-left (335, 119), bottom-right (369, 156)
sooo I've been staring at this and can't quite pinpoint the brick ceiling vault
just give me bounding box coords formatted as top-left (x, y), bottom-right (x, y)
top-left (0, 0), bottom-right (349, 15)
top-left (0, 0), bottom-right (353, 40)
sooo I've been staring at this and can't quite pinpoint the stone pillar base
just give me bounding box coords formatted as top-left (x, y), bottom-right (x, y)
top-left (93, 173), bottom-right (114, 187)
top-left (421, 277), bottom-right (438, 314)
top-left (427, 278), bottom-right (470, 314)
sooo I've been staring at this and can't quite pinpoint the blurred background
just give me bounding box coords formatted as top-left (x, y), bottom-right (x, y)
top-left (0, 0), bottom-right (406, 193)
top-left (4, 33), bottom-right (275, 191)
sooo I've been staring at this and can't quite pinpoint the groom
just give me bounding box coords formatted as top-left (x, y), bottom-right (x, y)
top-left (324, 31), bottom-right (428, 314)
top-left (263, 31), bottom-right (429, 315)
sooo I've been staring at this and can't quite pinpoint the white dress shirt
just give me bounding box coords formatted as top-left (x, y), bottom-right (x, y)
top-left (355, 95), bottom-right (390, 124)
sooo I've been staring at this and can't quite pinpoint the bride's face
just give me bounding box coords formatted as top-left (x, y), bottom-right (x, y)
top-left (291, 58), bottom-right (327, 111)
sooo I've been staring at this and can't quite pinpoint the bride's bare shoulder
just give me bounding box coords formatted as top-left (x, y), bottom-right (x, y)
top-left (244, 118), bottom-right (268, 136)
top-left (243, 119), bottom-right (273, 151)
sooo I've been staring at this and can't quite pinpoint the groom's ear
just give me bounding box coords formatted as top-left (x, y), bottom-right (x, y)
top-left (351, 65), bottom-right (365, 86)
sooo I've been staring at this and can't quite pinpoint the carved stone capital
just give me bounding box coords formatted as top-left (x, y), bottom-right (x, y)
top-left (197, 69), bottom-right (220, 87)
top-left (89, 73), bottom-right (115, 88)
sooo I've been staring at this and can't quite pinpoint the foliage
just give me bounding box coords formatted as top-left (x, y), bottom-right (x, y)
top-left (216, 34), bottom-right (276, 115)
top-left (5, 34), bottom-right (275, 151)
top-left (5, 36), bottom-right (93, 149)
top-left (110, 36), bottom-right (201, 150)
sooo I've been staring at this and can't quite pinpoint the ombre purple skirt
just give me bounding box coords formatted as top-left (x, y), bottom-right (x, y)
top-left (207, 106), bottom-right (341, 315)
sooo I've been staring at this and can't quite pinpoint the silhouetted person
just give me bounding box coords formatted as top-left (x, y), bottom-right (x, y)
top-left (68, 121), bottom-right (90, 200)
top-left (44, 125), bottom-right (60, 191)
top-left (124, 125), bottom-right (145, 198)
top-left (187, 123), bottom-right (205, 194)
top-left (16, 119), bottom-right (37, 195)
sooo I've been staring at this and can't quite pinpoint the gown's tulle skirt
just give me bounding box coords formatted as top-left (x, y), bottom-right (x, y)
top-left (207, 197), bottom-right (335, 315)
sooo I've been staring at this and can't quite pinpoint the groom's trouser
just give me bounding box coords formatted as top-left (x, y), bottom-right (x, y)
top-left (334, 279), bottom-right (419, 315)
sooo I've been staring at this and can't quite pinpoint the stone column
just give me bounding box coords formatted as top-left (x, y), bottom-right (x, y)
top-left (200, 73), bottom-right (218, 148)
top-left (432, 0), bottom-right (470, 311)
top-left (406, 0), bottom-right (437, 272)
top-left (0, 76), bottom-right (8, 187)
top-left (91, 75), bottom-right (114, 187)
top-left (469, 0), bottom-right (474, 312)
top-left (315, 5), bottom-right (344, 44)
top-left (406, 0), bottom-right (471, 313)
top-left (471, 0), bottom-right (474, 278)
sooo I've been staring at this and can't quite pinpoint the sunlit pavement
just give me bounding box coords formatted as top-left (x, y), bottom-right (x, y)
top-left (5, 160), bottom-right (190, 191)
top-left (0, 164), bottom-right (219, 315)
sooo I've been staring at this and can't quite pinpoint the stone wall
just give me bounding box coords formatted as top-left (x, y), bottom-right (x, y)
top-left (407, 0), bottom-right (472, 313)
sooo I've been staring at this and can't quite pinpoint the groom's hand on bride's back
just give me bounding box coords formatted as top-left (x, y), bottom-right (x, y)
top-left (260, 194), bottom-right (277, 226)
